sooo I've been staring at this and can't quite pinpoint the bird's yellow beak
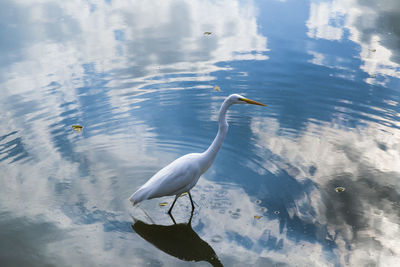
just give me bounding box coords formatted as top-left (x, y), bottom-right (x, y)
top-left (240, 97), bottom-right (266, 106)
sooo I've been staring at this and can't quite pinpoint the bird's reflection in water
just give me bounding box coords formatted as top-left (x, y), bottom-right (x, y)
top-left (132, 211), bottom-right (223, 267)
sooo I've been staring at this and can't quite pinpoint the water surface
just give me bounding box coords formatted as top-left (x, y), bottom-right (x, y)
top-left (1, 0), bottom-right (400, 266)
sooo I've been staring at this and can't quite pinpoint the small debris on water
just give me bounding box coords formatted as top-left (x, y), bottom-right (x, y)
top-left (335, 186), bottom-right (345, 193)
top-left (72, 125), bottom-right (83, 133)
top-left (159, 202), bottom-right (168, 207)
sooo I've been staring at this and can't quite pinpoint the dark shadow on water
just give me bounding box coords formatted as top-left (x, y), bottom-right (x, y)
top-left (132, 211), bottom-right (223, 267)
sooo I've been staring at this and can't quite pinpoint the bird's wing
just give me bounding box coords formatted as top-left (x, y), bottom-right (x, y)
top-left (141, 154), bottom-right (201, 199)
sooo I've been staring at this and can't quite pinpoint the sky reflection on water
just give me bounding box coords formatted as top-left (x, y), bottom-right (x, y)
top-left (1, 0), bottom-right (400, 266)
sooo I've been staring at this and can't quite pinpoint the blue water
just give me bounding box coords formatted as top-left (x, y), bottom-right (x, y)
top-left (1, 0), bottom-right (400, 266)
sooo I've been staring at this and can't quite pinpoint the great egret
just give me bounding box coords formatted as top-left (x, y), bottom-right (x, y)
top-left (129, 94), bottom-right (265, 213)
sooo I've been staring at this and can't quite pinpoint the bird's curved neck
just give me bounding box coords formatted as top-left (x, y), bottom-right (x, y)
top-left (201, 98), bottom-right (232, 171)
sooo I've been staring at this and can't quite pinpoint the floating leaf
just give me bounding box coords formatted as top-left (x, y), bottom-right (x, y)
top-left (274, 210), bottom-right (280, 215)
top-left (159, 202), bottom-right (168, 207)
top-left (254, 215), bottom-right (262, 219)
top-left (214, 85), bottom-right (220, 92)
top-left (335, 186), bottom-right (345, 193)
top-left (181, 192), bottom-right (188, 196)
top-left (72, 125), bottom-right (83, 133)
top-left (204, 31), bottom-right (212, 35)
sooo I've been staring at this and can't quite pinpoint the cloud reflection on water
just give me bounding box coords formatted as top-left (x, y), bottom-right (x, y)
top-left (250, 116), bottom-right (400, 266)
top-left (306, 0), bottom-right (400, 86)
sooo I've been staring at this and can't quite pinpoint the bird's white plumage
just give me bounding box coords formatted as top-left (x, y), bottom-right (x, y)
top-left (129, 94), bottom-right (265, 211)
top-left (130, 153), bottom-right (204, 204)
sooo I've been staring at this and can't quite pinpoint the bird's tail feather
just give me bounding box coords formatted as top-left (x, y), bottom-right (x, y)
top-left (129, 187), bottom-right (150, 206)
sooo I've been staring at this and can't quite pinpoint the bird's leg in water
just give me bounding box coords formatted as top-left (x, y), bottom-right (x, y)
top-left (188, 191), bottom-right (195, 211)
top-left (168, 205), bottom-right (194, 225)
top-left (168, 195), bottom-right (179, 214)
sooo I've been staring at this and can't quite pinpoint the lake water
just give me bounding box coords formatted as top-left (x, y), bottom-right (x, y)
top-left (1, 0), bottom-right (400, 266)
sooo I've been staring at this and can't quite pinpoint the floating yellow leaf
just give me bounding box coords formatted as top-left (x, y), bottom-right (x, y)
top-left (159, 202), bottom-right (168, 207)
top-left (72, 125), bottom-right (83, 133)
top-left (204, 32), bottom-right (212, 35)
top-left (335, 186), bottom-right (345, 193)
top-left (181, 192), bottom-right (188, 196)
top-left (254, 215), bottom-right (262, 219)
top-left (214, 85), bottom-right (220, 92)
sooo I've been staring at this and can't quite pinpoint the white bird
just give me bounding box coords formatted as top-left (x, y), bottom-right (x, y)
top-left (129, 94), bottom-right (265, 214)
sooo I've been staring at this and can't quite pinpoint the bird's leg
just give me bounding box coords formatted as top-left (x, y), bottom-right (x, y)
top-left (188, 191), bottom-right (195, 212)
top-left (168, 195), bottom-right (179, 215)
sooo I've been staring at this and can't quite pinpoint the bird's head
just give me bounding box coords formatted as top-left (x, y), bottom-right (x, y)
top-left (228, 94), bottom-right (266, 106)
